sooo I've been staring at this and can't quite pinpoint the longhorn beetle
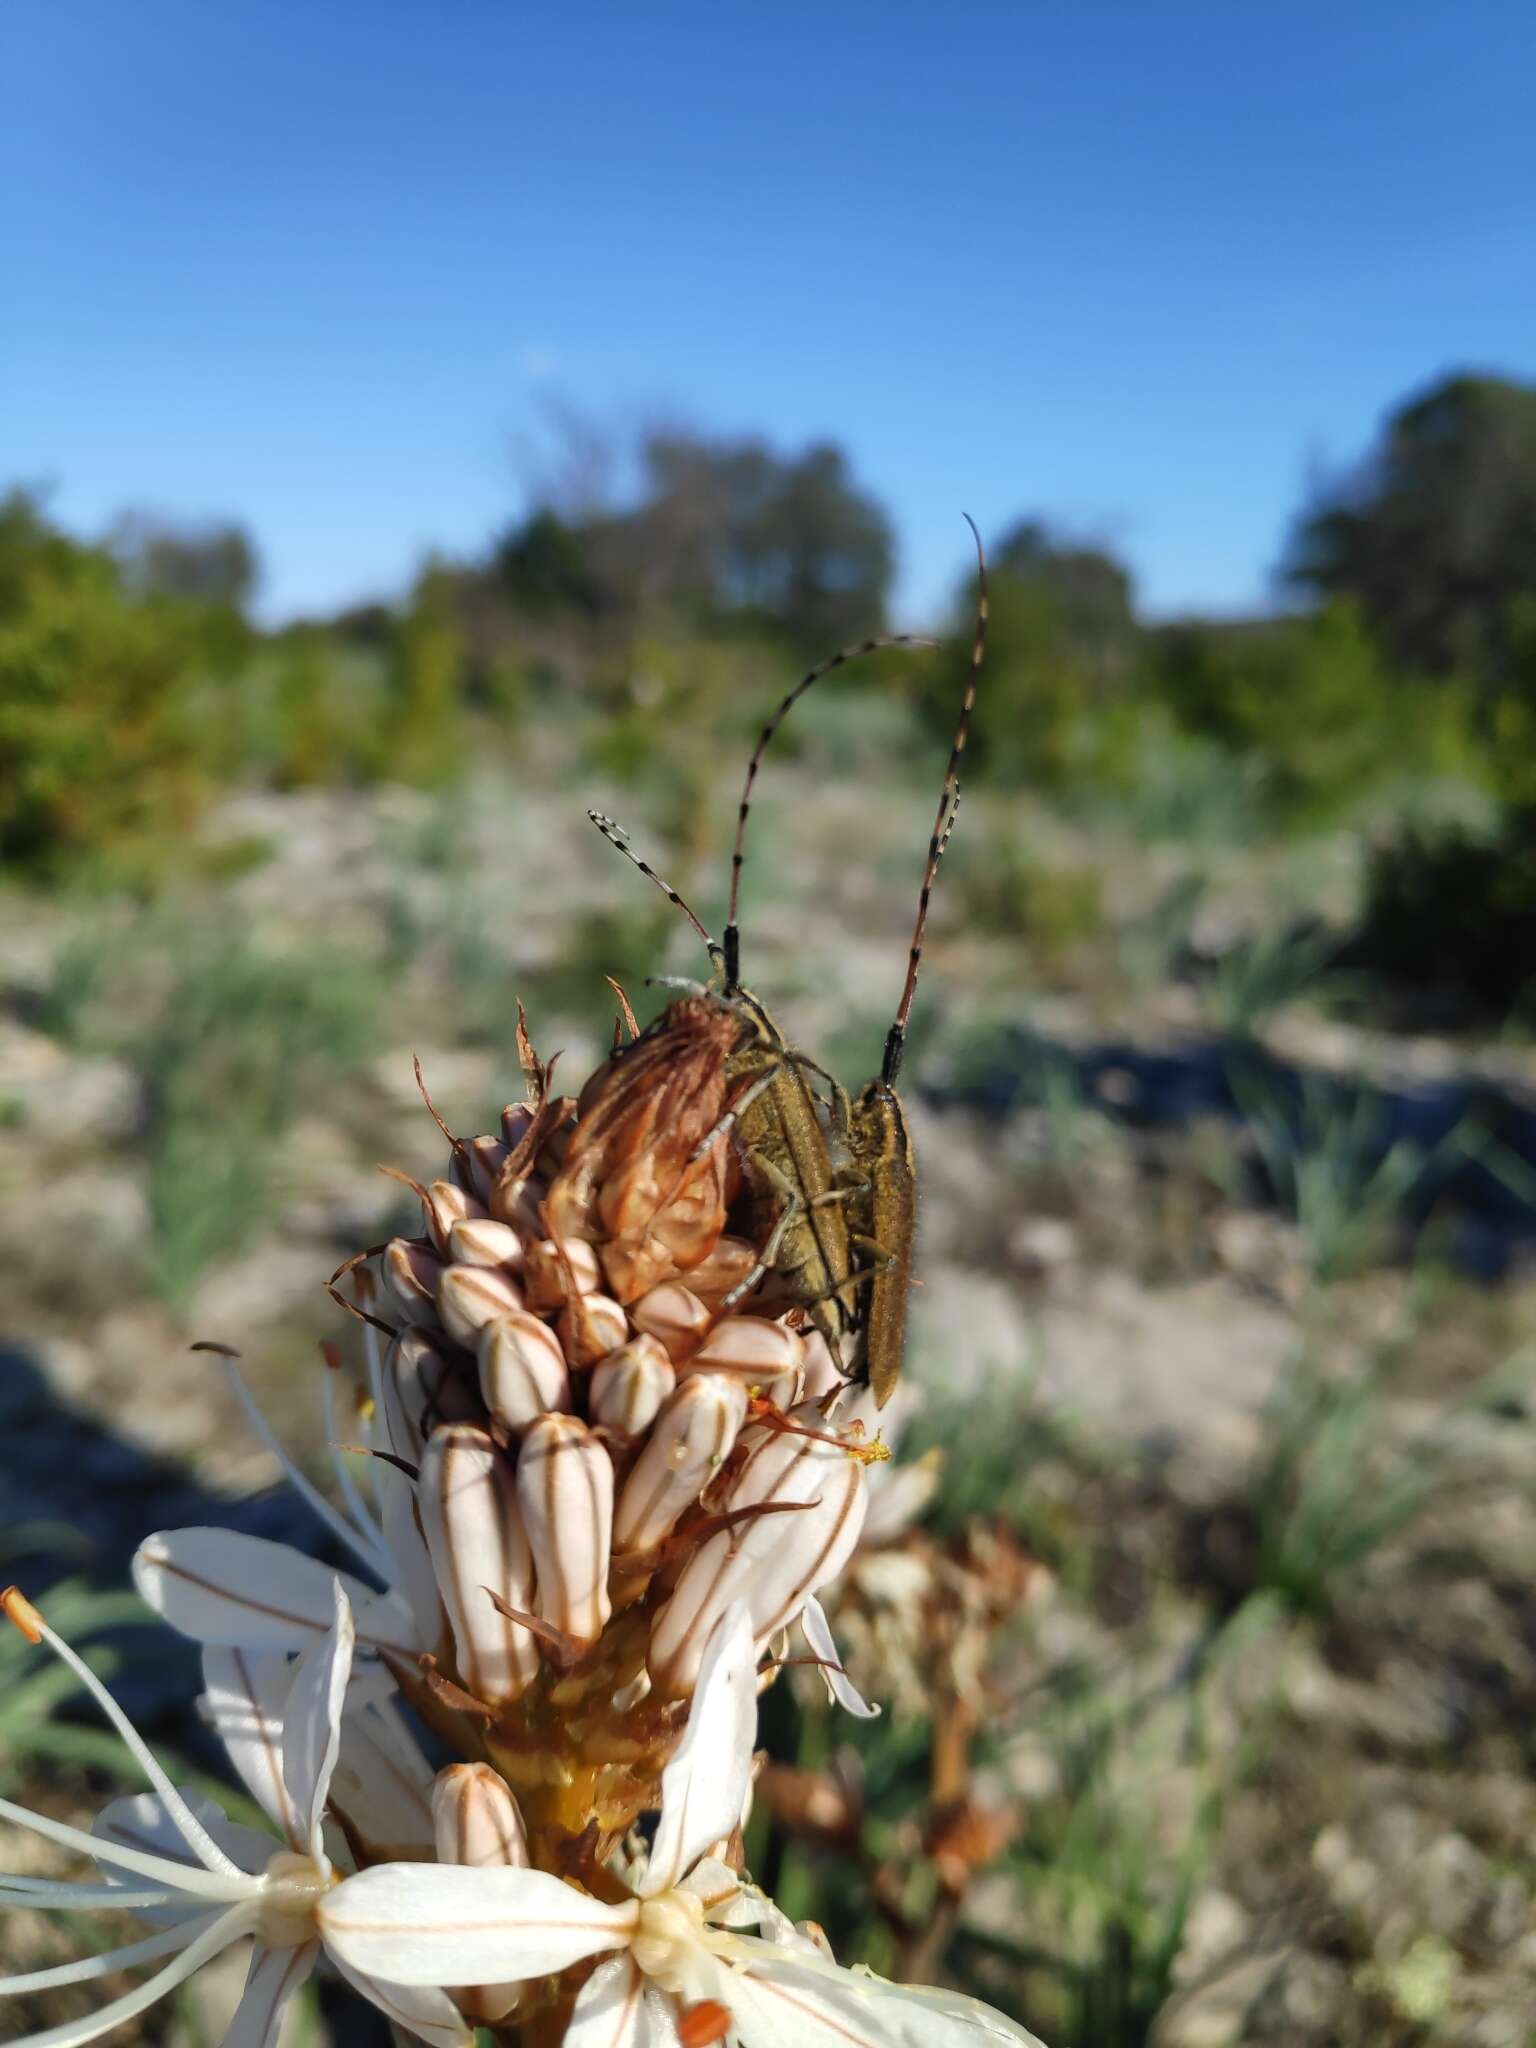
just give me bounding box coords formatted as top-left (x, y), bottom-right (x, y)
top-left (719, 516), bottom-right (988, 1404)
top-left (590, 631), bottom-right (937, 1374)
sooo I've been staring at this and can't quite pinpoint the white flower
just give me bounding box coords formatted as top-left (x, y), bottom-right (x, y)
top-left (131, 1345), bottom-right (437, 1663)
top-left (0, 1581), bottom-right (466, 2048)
top-left (320, 1604), bottom-right (1044, 2047)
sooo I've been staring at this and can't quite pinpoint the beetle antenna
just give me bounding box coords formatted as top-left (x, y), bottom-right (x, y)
top-left (881, 515), bottom-right (988, 1087)
top-left (723, 631), bottom-right (939, 991)
top-left (588, 811), bottom-right (724, 971)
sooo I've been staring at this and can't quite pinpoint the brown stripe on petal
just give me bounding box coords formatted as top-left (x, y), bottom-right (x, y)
top-left (516, 1416), bottom-right (614, 1643)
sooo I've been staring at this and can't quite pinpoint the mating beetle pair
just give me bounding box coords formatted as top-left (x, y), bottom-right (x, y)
top-left (593, 519), bottom-right (988, 1409)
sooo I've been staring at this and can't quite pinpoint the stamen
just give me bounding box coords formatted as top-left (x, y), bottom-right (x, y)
top-left (0, 1914), bottom-right (222, 1994)
top-left (211, 1353), bottom-right (390, 1579)
top-left (2, 1594), bottom-right (244, 1881)
top-left (0, 1904), bottom-right (253, 2048)
top-left (0, 1881), bottom-right (179, 1912)
top-left (319, 1363), bottom-right (389, 1556)
top-left (0, 1798), bottom-right (250, 1898)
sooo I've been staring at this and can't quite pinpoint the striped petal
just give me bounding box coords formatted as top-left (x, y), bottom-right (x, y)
top-left (280, 1579), bottom-right (354, 1864)
top-left (320, 1862), bottom-right (636, 1986)
top-left (800, 1596), bottom-right (880, 1720)
top-left (644, 1604), bottom-right (755, 1897)
top-left (134, 1530), bottom-right (415, 1656)
top-left (330, 1954), bottom-right (473, 2048)
top-left (92, 1793), bottom-right (275, 1908)
top-left (566, 1954), bottom-right (682, 2048)
top-left (723, 1939), bottom-right (1046, 2047)
top-left (223, 1940), bottom-right (318, 2048)
top-left (200, 1647), bottom-right (303, 1848)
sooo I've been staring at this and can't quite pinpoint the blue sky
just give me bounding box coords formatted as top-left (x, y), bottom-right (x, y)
top-left (6, 3), bottom-right (1535, 624)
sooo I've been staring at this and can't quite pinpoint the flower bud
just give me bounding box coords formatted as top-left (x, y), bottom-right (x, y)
top-left (455, 1134), bottom-right (508, 1203)
top-left (437, 1263), bottom-right (525, 1347)
top-left (432, 1761), bottom-right (529, 1867)
top-left (490, 1169), bottom-right (545, 1235)
top-left (684, 1316), bottom-right (804, 1401)
top-left (418, 1425), bottom-right (540, 1703)
top-left (613, 1374), bottom-right (748, 1554)
top-left (478, 1311), bottom-right (570, 1432)
top-left (589, 1334), bottom-right (675, 1436)
top-left (516, 1415), bottom-right (613, 1642)
top-left (648, 1408), bottom-right (868, 1694)
top-left (521, 1234), bottom-right (602, 1311)
top-left (799, 1329), bottom-right (845, 1402)
top-left (447, 1215), bottom-right (524, 1271)
top-left (384, 1237), bottom-right (445, 1316)
top-left (422, 1179), bottom-right (483, 1257)
top-left (501, 1102), bottom-right (536, 1150)
top-left (382, 1328), bottom-right (477, 1464)
top-left (556, 1291), bottom-right (628, 1369)
top-left (631, 1282), bottom-right (713, 1363)
top-left (432, 1763), bottom-right (528, 2023)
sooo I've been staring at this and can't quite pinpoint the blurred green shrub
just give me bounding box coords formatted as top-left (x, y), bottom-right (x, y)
top-left (949, 827), bottom-right (1103, 965)
top-left (0, 492), bottom-right (237, 878)
top-left (1149, 600), bottom-right (1473, 822)
top-left (1354, 812), bottom-right (1536, 1018)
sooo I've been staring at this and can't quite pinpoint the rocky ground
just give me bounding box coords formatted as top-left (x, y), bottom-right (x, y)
top-left (3, 740), bottom-right (1535, 2045)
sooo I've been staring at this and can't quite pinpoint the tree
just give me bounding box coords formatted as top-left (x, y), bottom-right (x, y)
top-left (992, 518), bottom-right (1137, 682)
top-left (492, 421), bottom-right (895, 651)
top-left (1285, 372), bottom-right (1536, 687)
top-left (111, 512), bottom-right (259, 612)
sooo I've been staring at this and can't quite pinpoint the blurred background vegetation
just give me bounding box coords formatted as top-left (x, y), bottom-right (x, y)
top-left (9, 369), bottom-right (1536, 2048)
top-left (10, 371), bottom-right (1536, 1022)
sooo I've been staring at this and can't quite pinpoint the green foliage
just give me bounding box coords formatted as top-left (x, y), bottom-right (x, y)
top-left (38, 907), bottom-right (387, 1301)
top-left (915, 568), bottom-right (1134, 790)
top-left (0, 493), bottom-right (224, 878)
top-left (1355, 811), bottom-right (1536, 1019)
top-left (949, 827), bottom-right (1103, 965)
top-left (1242, 1333), bottom-right (1529, 1618)
top-left (388, 562), bottom-right (466, 789)
top-left (1287, 371), bottom-right (1536, 685)
top-left (1198, 922), bottom-right (1344, 1041)
top-left (0, 1574), bottom-right (159, 1793)
top-left (1232, 1071), bottom-right (1455, 1286)
top-left (1150, 601), bottom-right (1469, 821)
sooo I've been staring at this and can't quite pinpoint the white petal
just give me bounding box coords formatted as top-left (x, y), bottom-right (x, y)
top-left (381, 1470), bottom-right (448, 1652)
top-left (724, 1939), bottom-right (1046, 2047)
top-left (281, 1581), bottom-right (355, 1864)
top-left (200, 1647), bottom-right (303, 1848)
top-left (134, 1530), bottom-right (415, 1655)
top-left (92, 1792), bottom-right (274, 1914)
top-left (566, 1954), bottom-right (682, 2048)
top-left (328, 1701), bottom-right (437, 1855)
top-left (644, 1604), bottom-right (756, 1897)
top-left (320, 1862), bottom-right (636, 1985)
top-left (800, 1597), bottom-right (881, 1720)
top-left (329, 1954), bottom-right (473, 2048)
top-left (223, 1940), bottom-right (318, 2048)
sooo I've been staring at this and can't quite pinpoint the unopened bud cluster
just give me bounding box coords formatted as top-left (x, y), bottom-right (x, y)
top-left (363, 1017), bottom-right (871, 1853)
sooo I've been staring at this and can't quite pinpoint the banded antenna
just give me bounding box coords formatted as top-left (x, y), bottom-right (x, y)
top-left (721, 632), bottom-right (940, 991)
top-left (880, 514), bottom-right (988, 1086)
top-left (588, 812), bottom-right (724, 973)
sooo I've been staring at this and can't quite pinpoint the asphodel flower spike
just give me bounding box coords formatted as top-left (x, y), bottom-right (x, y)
top-left (318, 1604), bottom-right (1044, 2046)
top-left (2, 985), bottom-right (1044, 2047)
top-left (0, 1582), bottom-right (468, 2048)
